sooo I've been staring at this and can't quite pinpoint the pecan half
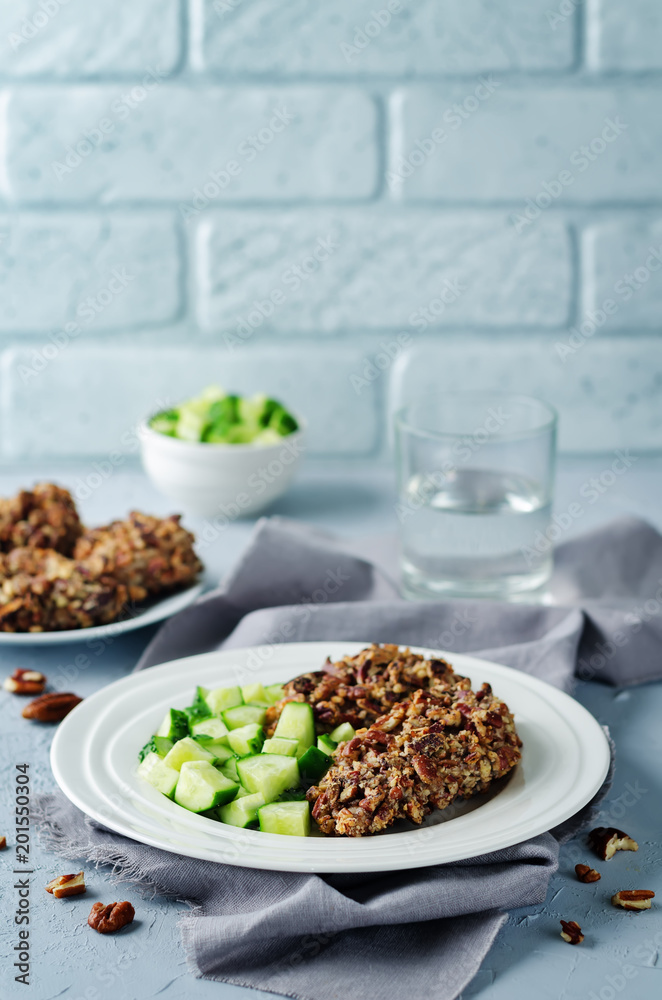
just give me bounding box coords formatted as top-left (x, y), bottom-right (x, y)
top-left (88, 901), bottom-right (135, 934)
top-left (611, 890), bottom-right (655, 911)
top-left (560, 920), bottom-right (584, 944)
top-left (4, 669), bottom-right (47, 695)
top-left (575, 863), bottom-right (601, 883)
top-left (0, 835), bottom-right (6, 850)
top-left (22, 692), bottom-right (82, 722)
top-left (588, 826), bottom-right (638, 861)
top-left (45, 871), bottom-right (86, 898)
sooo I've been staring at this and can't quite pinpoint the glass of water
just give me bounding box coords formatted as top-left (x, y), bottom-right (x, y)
top-left (394, 391), bottom-right (557, 600)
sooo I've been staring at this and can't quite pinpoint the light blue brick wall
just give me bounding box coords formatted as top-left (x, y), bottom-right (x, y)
top-left (0, 0), bottom-right (661, 460)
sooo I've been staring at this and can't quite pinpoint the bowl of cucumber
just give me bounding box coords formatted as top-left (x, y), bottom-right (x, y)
top-left (139, 386), bottom-right (305, 517)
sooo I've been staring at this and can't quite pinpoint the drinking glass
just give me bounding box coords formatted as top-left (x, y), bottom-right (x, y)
top-left (394, 391), bottom-right (557, 599)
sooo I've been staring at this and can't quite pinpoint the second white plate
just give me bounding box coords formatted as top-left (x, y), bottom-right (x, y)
top-left (0, 582), bottom-right (205, 645)
top-left (50, 642), bottom-right (610, 872)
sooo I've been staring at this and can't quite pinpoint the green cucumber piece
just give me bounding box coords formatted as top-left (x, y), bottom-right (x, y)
top-left (206, 686), bottom-right (243, 714)
top-left (274, 701), bottom-right (314, 757)
top-left (262, 737), bottom-right (298, 757)
top-left (227, 723), bottom-right (265, 757)
top-left (137, 752), bottom-right (179, 799)
top-left (264, 683), bottom-right (285, 704)
top-left (317, 734), bottom-right (337, 756)
top-left (155, 708), bottom-right (188, 742)
top-left (330, 722), bottom-right (356, 744)
top-left (149, 409), bottom-right (179, 437)
top-left (184, 686), bottom-right (212, 726)
top-left (138, 735), bottom-right (174, 762)
top-left (175, 761), bottom-right (239, 812)
top-left (191, 717), bottom-right (230, 745)
top-left (220, 757), bottom-right (240, 783)
top-left (298, 746), bottom-right (333, 783)
top-left (222, 705), bottom-right (267, 730)
top-left (193, 739), bottom-right (234, 763)
top-left (237, 754), bottom-right (300, 802)
top-left (219, 791), bottom-right (265, 828)
top-left (258, 801), bottom-right (310, 837)
top-left (163, 736), bottom-right (216, 771)
top-left (240, 682), bottom-right (269, 706)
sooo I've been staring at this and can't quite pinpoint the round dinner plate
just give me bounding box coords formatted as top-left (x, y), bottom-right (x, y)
top-left (0, 582), bottom-right (205, 645)
top-left (50, 641), bottom-right (610, 873)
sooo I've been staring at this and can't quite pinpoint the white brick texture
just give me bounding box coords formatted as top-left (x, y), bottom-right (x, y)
top-left (0, 213), bottom-right (181, 332)
top-left (196, 0), bottom-right (575, 77)
top-left (196, 211), bottom-right (572, 334)
top-left (0, 0), bottom-right (182, 78)
top-left (5, 86), bottom-right (378, 203)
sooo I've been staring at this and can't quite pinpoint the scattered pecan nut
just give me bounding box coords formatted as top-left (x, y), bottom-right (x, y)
top-left (88, 901), bottom-right (135, 934)
top-left (0, 835), bottom-right (6, 850)
top-left (575, 863), bottom-right (601, 883)
top-left (560, 920), bottom-right (584, 944)
top-left (45, 871), bottom-right (86, 898)
top-left (588, 826), bottom-right (638, 861)
top-left (611, 890), bottom-right (655, 911)
top-left (22, 692), bottom-right (82, 722)
top-left (4, 669), bottom-right (47, 695)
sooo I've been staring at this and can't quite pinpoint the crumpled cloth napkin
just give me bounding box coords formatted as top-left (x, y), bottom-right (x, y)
top-left (36, 515), bottom-right (662, 1000)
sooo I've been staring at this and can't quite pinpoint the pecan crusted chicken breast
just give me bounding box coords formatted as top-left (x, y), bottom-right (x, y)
top-left (0, 483), bottom-right (82, 555)
top-left (265, 643), bottom-right (461, 735)
top-left (74, 511), bottom-right (202, 601)
top-left (267, 644), bottom-right (522, 837)
top-left (0, 547), bottom-right (128, 632)
top-left (308, 684), bottom-right (521, 837)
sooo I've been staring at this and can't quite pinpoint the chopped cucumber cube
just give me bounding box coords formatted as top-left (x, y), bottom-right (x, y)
top-left (193, 739), bottom-right (234, 763)
top-left (298, 746), bottom-right (333, 783)
top-left (264, 683), bottom-right (285, 704)
top-left (237, 754), bottom-right (300, 802)
top-left (206, 685), bottom-right (243, 715)
top-left (330, 722), bottom-right (356, 744)
top-left (155, 708), bottom-right (188, 742)
top-left (253, 428), bottom-right (281, 446)
top-left (227, 723), bottom-right (265, 757)
top-left (138, 735), bottom-right (174, 762)
top-left (219, 792), bottom-right (265, 828)
top-left (222, 705), bottom-right (267, 730)
top-left (137, 752), bottom-right (179, 799)
top-left (175, 761), bottom-right (239, 812)
top-left (238, 392), bottom-right (267, 432)
top-left (163, 736), bottom-right (216, 771)
top-left (240, 682), bottom-right (269, 706)
top-left (149, 409), bottom-right (179, 437)
top-left (258, 801), bottom-right (310, 837)
top-left (203, 395), bottom-right (240, 443)
top-left (317, 734), bottom-right (337, 756)
top-left (184, 686), bottom-right (212, 726)
top-left (274, 701), bottom-right (314, 757)
top-left (220, 757), bottom-right (240, 783)
top-left (262, 737), bottom-right (298, 757)
top-left (191, 717), bottom-right (230, 745)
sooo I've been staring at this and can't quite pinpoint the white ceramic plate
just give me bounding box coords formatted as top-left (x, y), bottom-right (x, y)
top-left (0, 582), bottom-right (205, 645)
top-left (51, 642), bottom-right (610, 873)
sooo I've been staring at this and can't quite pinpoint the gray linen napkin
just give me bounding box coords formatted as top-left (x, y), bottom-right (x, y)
top-left (35, 515), bottom-right (662, 1000)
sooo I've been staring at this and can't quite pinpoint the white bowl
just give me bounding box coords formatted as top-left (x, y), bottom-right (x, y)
top-left (138, 419), bottom-right (305, 518)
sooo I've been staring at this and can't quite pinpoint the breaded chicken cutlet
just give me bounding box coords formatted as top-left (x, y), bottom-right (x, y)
top-left (265, 643), bottom-right (463, 736)
top-left (0, 484), bottom-right (203, 632)
top-left (267, 644), bottom-right (522, 837)
top-left (74, 510), bottom-right (202, 602)
top-left (0, 547), bottom-right (128, 632)
top-left (0, 483), bottom-right (82, 555)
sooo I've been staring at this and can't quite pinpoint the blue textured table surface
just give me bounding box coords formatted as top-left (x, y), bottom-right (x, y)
top-left (1, 457), bottom-right (660, 1000)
